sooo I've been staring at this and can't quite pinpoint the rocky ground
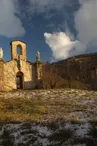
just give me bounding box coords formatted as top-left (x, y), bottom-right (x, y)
top-left (0, 121), bottom-right (97, 146)
top-left (0, 88), bottom-right (97, 146)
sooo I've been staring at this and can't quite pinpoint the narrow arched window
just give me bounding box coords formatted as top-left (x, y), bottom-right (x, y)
top-left (17, 45), bottom-right (22, 55)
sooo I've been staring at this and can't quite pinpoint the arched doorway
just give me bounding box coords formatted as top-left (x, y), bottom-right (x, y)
top-left (16, 72), bottom-right (24, 89)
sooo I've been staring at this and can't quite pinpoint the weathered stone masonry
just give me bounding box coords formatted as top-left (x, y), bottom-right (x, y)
top-left (0, 40), bottom-right (43, 90)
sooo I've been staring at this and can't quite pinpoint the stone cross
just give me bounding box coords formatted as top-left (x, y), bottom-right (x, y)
top-left (36, 51), bottom-right (40, 61)
top-left (17, 55), bottom-right (23, 71)
top-left (0, 48), bottom-right (3, 59)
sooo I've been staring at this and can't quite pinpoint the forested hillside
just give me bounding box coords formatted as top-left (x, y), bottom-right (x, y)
top-left (43, 52), bottom-right (97, 90)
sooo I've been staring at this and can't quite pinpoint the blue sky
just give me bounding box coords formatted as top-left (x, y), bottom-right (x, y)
top-left (0, 0), bottom-right (97, 62)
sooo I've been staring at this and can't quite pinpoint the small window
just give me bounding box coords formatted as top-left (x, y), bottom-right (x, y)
top-left (17, 45), bottom-right (22, 55)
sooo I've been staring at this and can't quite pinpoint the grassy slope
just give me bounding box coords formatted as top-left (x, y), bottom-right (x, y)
top-left (0, 88), bottom-right (97, 122)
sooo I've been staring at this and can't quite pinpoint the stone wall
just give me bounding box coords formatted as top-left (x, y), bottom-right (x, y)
top-left (0, 59), bottom-right (4, 90)
top-left (4, 60), bottom-right (17, 90)
top-left (4, 60), bottom-right (35, 90)
top-left (33, 61), bottom-right (44, 89)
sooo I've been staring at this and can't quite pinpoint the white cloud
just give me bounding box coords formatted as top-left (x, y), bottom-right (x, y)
top-left (44, 32), bottom-right (86, 61)
top-left (0, 0), bottom-right (25, 38)
top-left (75, 0), bottom-right (97, 45)
top-left (44, 0), bottom-right (97, 61)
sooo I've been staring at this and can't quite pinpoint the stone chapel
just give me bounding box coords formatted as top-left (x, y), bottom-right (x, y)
top-left (0, 40), bottom-right (43, 90)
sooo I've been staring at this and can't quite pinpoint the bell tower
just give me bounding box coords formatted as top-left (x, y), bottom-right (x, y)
top-left (10, 40), bottom-right (27, 61)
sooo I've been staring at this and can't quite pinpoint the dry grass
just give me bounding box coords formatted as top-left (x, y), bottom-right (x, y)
top-left (0, 88), bottom-right (97, 122)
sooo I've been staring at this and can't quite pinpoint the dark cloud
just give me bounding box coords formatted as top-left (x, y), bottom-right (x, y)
top-left (0, 0), bottom-right (25, 38)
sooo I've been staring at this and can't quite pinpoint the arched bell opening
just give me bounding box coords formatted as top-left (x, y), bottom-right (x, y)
top-left (17, 45), bottom-right (22, 55)
top-left (16, 72), bottom-right (24, 89)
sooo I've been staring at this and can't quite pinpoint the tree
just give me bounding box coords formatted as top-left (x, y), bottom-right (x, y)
top-left (42, 64), bottom-right (66, 89)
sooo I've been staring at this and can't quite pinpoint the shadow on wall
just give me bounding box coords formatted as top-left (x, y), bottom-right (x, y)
top-left (24, 80), bottom-right (43, 90)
